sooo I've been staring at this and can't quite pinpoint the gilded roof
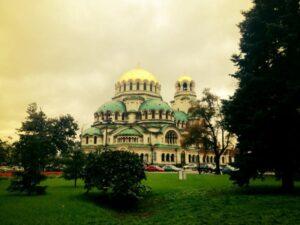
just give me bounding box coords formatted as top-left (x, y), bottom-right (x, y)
top-left (177, 75), bottom-right (193, 82)
top-left (118, 68), bottom-right (158, 83)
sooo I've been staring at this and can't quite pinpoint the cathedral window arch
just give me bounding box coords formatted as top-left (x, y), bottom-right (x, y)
top-left (122, 113), bottom-right (126, 121)
top-left (188, 154), bottom-right (191, 162)
top-left (93, 136), bottom-right (97, 144)
top-left (161, 153), bottom-right (165, 162)
top-left (115, 111), bottom-right (119, 121)
top-left (150, 83), bottom-right (153, 91)
top-left (144, 82), bottom-right (147, 90)
top-left (137, 82), bottom-right (140, 90)
top-left (171, 154), bottom-right (175, 162)
top-left (129, 82), bottom-right (133, 90)
top-left (144, 111), bottom-right (148, 119)
top-left (166, 154), bottom-right (170, 162)
top-left (151, 110), bottom-right (155, 119)
top-left (166, 111), bottom-right (169, 120)
top-left (159, 110), bottom-right (163, 119)
top-left (123, 83), bottom-right (126, 91)
top-left (85, 136), bottom-right (89, 144)
top-left (165, 130), bottom-right (178, 144)
top-left (183, 82), bottom-right (188, 91)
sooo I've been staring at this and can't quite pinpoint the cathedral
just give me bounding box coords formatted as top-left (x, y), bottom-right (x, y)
top-left (81, 68), bottom-right (234, 165)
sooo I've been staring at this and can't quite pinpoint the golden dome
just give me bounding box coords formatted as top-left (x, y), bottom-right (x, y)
top-left (177, 75), bottom-right (193, 82)
top-left (118, 68), bottom-right (158, 83)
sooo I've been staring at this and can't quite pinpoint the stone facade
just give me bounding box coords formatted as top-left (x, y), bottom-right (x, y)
top-left (81, 68), bottom-right (235, 165)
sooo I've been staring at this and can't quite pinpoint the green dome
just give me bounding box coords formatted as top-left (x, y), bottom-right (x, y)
top-left (116, 128), bottom-right (143, 137)
top-left (96, 101), bottom-right (126, 113)
top-left (82, 127), bottom-right (102, 136)
top-left (139, 99), bottom-right (173, 112)
top-left (174, 111), bottom-right (188, 122)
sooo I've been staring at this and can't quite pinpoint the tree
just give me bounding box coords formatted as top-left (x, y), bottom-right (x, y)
top-left (62, 144), bottom-right (85, 188)
top-left (187, 89), bottom-right (235, 174)
top-left (222, 0), bottom-right (300, 191)
top-left (0, 139), bottom-right (12, 166)
top-left (8, 103), bottom-right (78, 194)
top-left (83, 150), bottom-right (149, 201)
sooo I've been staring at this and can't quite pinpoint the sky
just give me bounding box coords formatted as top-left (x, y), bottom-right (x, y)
top-left (0, 0), bottom-right (252, 140)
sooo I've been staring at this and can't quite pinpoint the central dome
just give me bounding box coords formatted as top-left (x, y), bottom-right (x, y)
top-left (118, 68), bottom-right (158, 83)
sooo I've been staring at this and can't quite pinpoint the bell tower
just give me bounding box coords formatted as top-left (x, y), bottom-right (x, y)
top-left (171, 75), bottom-right (197, 113)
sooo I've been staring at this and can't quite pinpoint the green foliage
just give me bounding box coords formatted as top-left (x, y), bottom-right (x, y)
top-left (186, 89), bottom-right (234, 174)
top-left (0, 139), bottom-right (13, 166)
top-left (83, 150), bottom-right (149, 201)
top-left (62, 145), bottom-right (85, 188)
top-left (9, 103), bottom-right (79, 194)
top-left (222, 0), bottom-right (300, 191)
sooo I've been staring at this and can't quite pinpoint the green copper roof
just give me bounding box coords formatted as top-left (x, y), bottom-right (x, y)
top-left (82, 127), bottom-right (102, 136)
top-left (139, 99), bottom-right (173, 112)
top-left (116, 128), bottom-right (143, 137)
top-left (174, 111), bottom-right (188, 122)
top-left (96, 101), bottom-right (126, 113)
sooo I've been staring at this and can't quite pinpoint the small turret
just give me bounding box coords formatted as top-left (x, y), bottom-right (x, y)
top-left (171, 75), bottom-right (197, 113)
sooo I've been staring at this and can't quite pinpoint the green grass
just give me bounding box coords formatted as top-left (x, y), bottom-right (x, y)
top-left (0, 174), bottom-right (299, 225)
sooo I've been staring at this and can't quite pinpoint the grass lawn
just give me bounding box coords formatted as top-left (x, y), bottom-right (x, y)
top-left (0, 173), bottom-right (299, 225)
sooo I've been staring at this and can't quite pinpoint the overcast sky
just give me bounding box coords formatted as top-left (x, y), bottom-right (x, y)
top-left (0, 0), bottom-right (252, 140)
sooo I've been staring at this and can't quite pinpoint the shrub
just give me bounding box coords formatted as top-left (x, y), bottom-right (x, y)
top-left (83, 150), bottom-right (149, 201)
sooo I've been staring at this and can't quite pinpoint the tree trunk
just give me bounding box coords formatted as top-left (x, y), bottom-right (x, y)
top-left (215, 154), bottom-right (221, 175)
top-left (281, 171), bottom-right (294, 192)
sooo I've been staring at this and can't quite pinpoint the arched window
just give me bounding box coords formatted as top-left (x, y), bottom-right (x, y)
top-left (106, 111), bottom-right (111, 120)
top-left (166, 154), bottom-right (170, 162)
top-left (115, 112), bottom-right (119, 121)
top-left (161, 153), bottom-right (165, 162)
top-left (122, 113), bottom-right (126, 121)
top-left (123, 83), bottom-right (126, 91)
top-left (183, 82), bottom-right (188, 91)
top-left (137, 82), bottom-right (140, 90)
top-left (192, 155), bottom-right (195, 162)
top-left (165, 130), bottom-right (178, 144)
top-left (85, 136), bottom-right (89, 144)
top-left (144, 82), bottom-right (147, 90)
top-left (130, 82), bottom-right (133, 90)
top-left (159, 110), bottom-right (163, 119)
top-left (188, 154), bottom-right (191, 162)
top-left (144, 111), bottom-right (148, 119)
top-left (206, 155), bottom-right (209, 162)
top-left (93, 136), bottom-right (97, 144)
top-left (171, 154), bottom-right (175, 162)
top-left (166, 111), bottom-right (169, 120)
top-left (197, 155), bottom-right (200, 163)
top-left (151, 110), bottom-right (155, 119)
top-left (150, 83), bottom-right (153, 91)
top-left (154, 85), bottom-right (157, 92)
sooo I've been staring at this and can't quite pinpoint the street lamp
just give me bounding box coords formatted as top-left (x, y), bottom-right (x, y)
top-left (149, 132), bottom-right (154, 165)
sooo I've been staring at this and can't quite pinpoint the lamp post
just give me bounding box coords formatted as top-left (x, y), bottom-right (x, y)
top-left (149, 132), bottom-right (154, 165)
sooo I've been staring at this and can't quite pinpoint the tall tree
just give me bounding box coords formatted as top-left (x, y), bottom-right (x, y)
top-left (0, 139), bottom-right (12, 165)
top-left (9, 103), bottom-right (79, 194)
top-left (62, 144), bottom-right (85, 188)
top-left (186, 89), bottom-right (235, 174)
top-left (222, 0), bottom-right (300, 191)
